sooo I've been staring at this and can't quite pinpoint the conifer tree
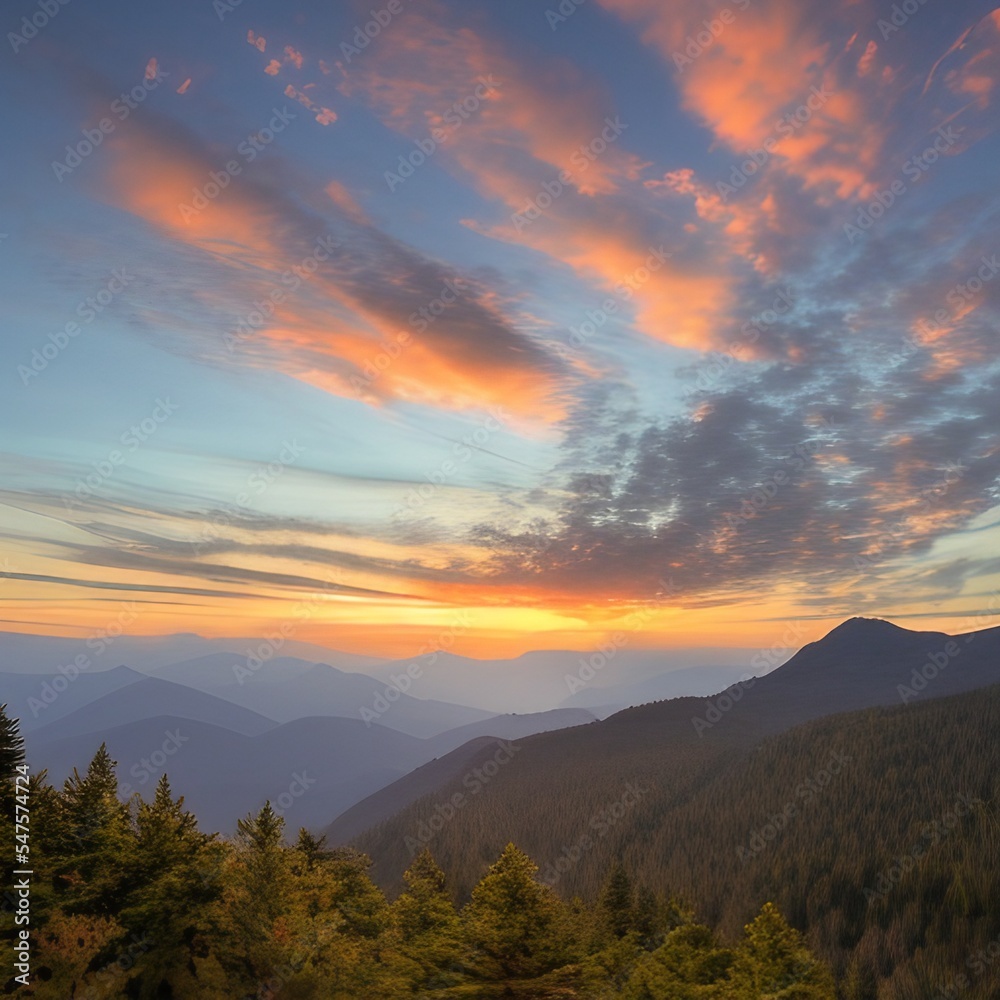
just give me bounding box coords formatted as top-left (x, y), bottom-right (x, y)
top-left (599, 862), bottom-right (635, 939)
top-left (0, 703), bottom-right (25, 781)
top-left (724, 902), bottom-right (837, 999)
top-left (462, 842), bottom-right (572, 984)
top-left (54, 743), bottom-right (134, 915)
top-left (392, 849), bottom-right (465, 991)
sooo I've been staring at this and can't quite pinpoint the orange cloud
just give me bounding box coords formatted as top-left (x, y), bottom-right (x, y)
top-left (284, 45), bottom-right (304, 69)
top-left (144, 57), bottom-right (158, 81)
top-left (247, 30), bottom-right (265, 52)
top-left (264, 59), bottom-right (281, 76)
top-left (596, 0), bottom-right (886, 201)
top-left (92, 117), bottom-right (566, 421)
top-left (176, 77), bottom-right (192, 95)
top-left (333, 4), bottom-right (742, 351)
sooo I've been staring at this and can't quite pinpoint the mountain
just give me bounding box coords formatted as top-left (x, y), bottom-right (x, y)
top-left (339, 635), bottom-right (1000, 995)
top-left (148, 653), bottom-right (496, 737)
top-left (0, 665), bottom-right (146, 732)
top-left (26, 700), bottom-right (595, 833)
top-left (421, 708), bottom-right (595, 756)
top-left (344, 618), bottom-right (1000, 896)
top-left (324, 736), bottom-right (515, 843)
top-left (559, 664), bottom-right (759, 716)
top-left (26, 714), bottom-right (422, 833)
top-left (0, 629), bottom-right (387, 675)
top-left (364, 647), bottom-right (759, 713)
top-left (28, 676), bottom-right (278, 740)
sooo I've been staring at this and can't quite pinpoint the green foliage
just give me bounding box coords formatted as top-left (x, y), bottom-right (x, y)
top-left (14, 684), bottom-right (997, 998)
top-left (0, 702), bottom-right (25, 782)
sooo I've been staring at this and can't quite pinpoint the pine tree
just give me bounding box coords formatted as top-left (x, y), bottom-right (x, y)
top-left (623, 922), bottom-right (734, 998)
top-left (392, 849), bottom-right (465, 991)
top-left (600, 862), bottom-right (635, 939)
top-left (119, 775), bottom-right (222, 998)
top-left (724, 902), bottom-right (837, 999)
top-left (462, 842), bottom-right (573, 985)
top-left (295, 826), bottom-right (326, 870)
top-left (54, 743), bottom-right (134, 915)
top-left (0, 703), bottom-right (25, 781)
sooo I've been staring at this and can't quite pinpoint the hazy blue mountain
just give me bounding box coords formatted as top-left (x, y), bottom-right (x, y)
top-left (559, 664), bottom-right (760, 716)
top-left (27, 704), bottom-right (599, 833)
top-left (28, 675), bottom-right (279, 739)
top-left (0, 629), bottom-right (387, 675)
top-left (0, 665), bottom-right (146, 732)
top-left (149, 653), bottom-right (496, 737)
top-left (365, 647), bottom-right (759, 713)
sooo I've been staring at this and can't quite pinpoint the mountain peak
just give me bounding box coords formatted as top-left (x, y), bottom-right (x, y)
top-left (827, 616), bottom-right (904, 637)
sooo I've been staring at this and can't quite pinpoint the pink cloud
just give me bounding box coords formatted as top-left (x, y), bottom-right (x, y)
top-left (264, 59), bottom-right (281, 76)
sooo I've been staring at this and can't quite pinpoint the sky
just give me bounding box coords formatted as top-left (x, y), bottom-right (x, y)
top-left (1, 0), bottom-right (999, 658)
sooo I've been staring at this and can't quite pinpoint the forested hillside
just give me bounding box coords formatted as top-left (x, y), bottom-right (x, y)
top-left (351, 684), bottom-right (1000, 998)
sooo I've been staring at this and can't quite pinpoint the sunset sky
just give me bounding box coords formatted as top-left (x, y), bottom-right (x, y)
top-left (2, 0), bottom-right (1000, 657)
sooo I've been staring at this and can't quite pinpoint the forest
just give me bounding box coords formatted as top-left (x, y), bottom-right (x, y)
top-left (4, 683), bottom-right (1000, 998)
top-left (1, 700), bottom-right (836, 998)
top-left (354, 684), bottom-right (1000, 999)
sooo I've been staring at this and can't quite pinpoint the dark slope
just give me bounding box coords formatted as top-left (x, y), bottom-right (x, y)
top-left (346, 618), bottom-right (1000, 896)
